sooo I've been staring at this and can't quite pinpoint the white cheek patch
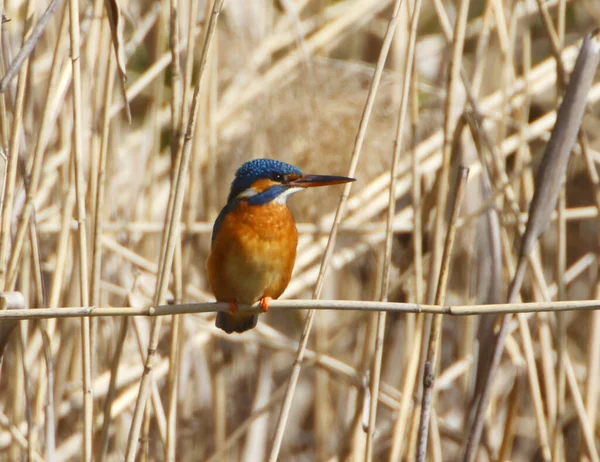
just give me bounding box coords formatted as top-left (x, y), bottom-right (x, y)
top-left (273, 187), bottom-right (303, 204)
top-left (237, 188), bottom-right (258, 199)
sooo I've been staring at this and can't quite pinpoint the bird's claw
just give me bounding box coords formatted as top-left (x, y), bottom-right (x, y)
top-left (228, 300), bottom-right (239, 314)
top-left (259, 296), bottom-right (272, 313)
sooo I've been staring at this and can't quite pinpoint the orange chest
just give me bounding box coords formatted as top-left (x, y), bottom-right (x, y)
top-left (208, 202), bottom-right (299, 303)
top-left (216, 202), bottom-right (298, 252)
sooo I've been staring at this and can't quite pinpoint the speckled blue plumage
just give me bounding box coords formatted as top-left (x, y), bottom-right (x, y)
top-left (212, 159), bottom-right (302, 246)
top-left (227, 158), bottom-right (302, 202)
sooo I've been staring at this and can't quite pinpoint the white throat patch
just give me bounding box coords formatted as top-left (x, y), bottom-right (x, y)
top-left (237, 188), bottom-right (258, 199)
top-left (273, 187), bottom-right (303, 204)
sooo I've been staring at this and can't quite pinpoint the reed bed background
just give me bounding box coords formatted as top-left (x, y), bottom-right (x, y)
top-left (0, 0), bottom-right (599, 460)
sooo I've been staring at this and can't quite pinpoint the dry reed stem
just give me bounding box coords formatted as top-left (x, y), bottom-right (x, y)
top-left (0, 3), bottom-right (34, 458)
top-left (0, 411), bottom-right (44, 462)
top-left (424, 0), bottom-right (467, 307)
top-left (0, 1), bottom-right (599, 460)
top-left (388, 10), bottom-right (424, 457)
top-left (416, 166), bottom-right (469, 461)
top-left (0, 0), bottom-right (62, 93)
top-left (526, 251), bottom-right (600, 462)
top-left (3, 0), bottom-right (69, 293)
top-left (463, 29), bottom-right (600, 461)
top-left (17, 323), bottom-right (33, 461)
top-left (516, 312), bottom-right (551, 459)
top-left (365, 0), bottom-right (410, 457)
top-left (565, 354), bottom-right (600, 462)
top-left (123, 1), bottom-right (225, 459)
top-left (87, 17), bottom-right (110, 388)
top-left (1, 297), bottom-right (600, 319)
top-left (414, 3), bottom-right (469, 458)
top-left (582, 110), bottom-right (600, 444)
top-left (586, 308), bottom-right (600, 426)
top-left (0, 0), bottom-right (32, 291)
top-left (37, 220), bottom-right (415, 234)
top-left (289, 79), bottom-right (588, 296)
top-left (67, 0), bottom-right (93, 457)
top-left (25, 205), bottom-right (48, 457)
top-left (90, 28), bottom-right (115, 317)
top-left (497, 366), bottom-right (524, 461)
top-left (103, 0), bottom-right (130, 122)
top-left (388, 313), bottom-right (423, 461)
top-left (96, 315), bottom-right (128, 462)
top-left (31, 199), bottom-right (600, 235)
top-left (268, 2), bottom-right (404, 458)
top-left (164, 0), bottom-right (184, 459)
top-left (554, 8), bottom-right (568, 461)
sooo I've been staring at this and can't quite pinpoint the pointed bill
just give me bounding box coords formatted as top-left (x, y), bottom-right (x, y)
top-left (289, 174), bottom-right (356, 188)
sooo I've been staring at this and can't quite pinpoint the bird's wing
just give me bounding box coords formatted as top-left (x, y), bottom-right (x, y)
top-left (211, 201), bottom-right (235, 248)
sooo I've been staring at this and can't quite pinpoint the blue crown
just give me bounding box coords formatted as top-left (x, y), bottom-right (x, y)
top-left (228, 158), bottom-right (302, 202)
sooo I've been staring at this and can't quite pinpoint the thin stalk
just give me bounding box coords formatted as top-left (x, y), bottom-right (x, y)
top-left (424, 0), bottom-right (469, 305)
top-left (3, 0), bottom-right (69, 291)
top-left (90, 24), bottom-right (116, 313)
top-left (96, 315), bottom-right (128, 462)
top-left (68, 0), bottom-right (92, 457)
top-left (0, 0), bottom-right (34, 290)
top-left (388, 315), bottom-right (423, 460)
top-left (0, 0), bottom-right (63, 93)
top-left (497, 367), bottom-right (524, 461)
top-left (164, 0), bottom-right (183, 458)
top-left (565, 355), bottom-right (600, 462)
top-left (365, 0), bottom-right (422, 458)
top-left (463, 30), bottom-right (600, 461)
top-left (123, 1), bottom-right (225, 460)
top-left (1, 298), bottom-right (600, 320)
top-left (268, 2), bottom-right (405, 459)
top-left (416, 166), bottom-right (469, 461)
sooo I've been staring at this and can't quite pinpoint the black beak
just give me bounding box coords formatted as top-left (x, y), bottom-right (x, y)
top-left (288, 174), bottom-right (356, 188)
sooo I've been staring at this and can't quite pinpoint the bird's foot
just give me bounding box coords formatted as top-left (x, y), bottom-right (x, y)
top-left (228, 300), bottom-right (239, 314)
top-left (259, 296), bottom-right (272, 313)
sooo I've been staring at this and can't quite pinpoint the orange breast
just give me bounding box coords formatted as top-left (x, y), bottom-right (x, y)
top-left (207, 202), bottom-right (298, 305)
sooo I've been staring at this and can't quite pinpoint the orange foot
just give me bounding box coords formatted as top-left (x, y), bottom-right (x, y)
top-left (228, 300), bottom-right (239, 314)
top-left (259, 296), bottom-right (272, 313)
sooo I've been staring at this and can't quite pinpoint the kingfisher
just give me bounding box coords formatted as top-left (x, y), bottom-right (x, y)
top-left (207, 158), bottom-right (355, 334)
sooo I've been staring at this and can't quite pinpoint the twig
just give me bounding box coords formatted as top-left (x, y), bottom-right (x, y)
top-left (123, 1), bottom-right (225, 460)
top-left (416, 166), bottom-right (469, 461)
top-left (39, 323), bottom-right (55, 461)
top-left (0, 296), bottom-right (600, 320)
top-left (268, 2), bottom-right (404, 458)
top-left (165, 1), bottom-right (183, 458)
top-left (96, 316), bottom-right (128, 462)
top-left (463, 29), bottom-right (600, 462)
top-left (90, 31), bottom-right (116, 319)
top-left (0, 0), bottom-right (63, 93)
top-left (424, 0), bottom-right (469, 305)
top-left (366, 0), bottom-right (422, 458)
top-left (0, 0), bottom-right (34, 290)
top-left (67, 0), bottom-right (93, 456)
top-left (565, 354), bottom-right (600, 462)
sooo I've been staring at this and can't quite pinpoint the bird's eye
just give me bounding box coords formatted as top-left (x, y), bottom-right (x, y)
top-left (271, 172), bottom-right (285, 183)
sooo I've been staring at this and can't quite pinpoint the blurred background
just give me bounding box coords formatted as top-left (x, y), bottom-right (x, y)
top-left (0, 0), bottom-right (599, 460)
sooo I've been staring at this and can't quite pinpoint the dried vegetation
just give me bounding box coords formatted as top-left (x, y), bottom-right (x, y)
top-left (0, 0), bottom-right (599, 461)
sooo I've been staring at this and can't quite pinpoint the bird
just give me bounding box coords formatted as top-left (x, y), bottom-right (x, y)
top-left (207, 158), bottom-right (355, 334)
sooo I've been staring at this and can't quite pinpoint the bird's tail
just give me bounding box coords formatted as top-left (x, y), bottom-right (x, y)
top-left (215, 312), bottom-right (258, 334)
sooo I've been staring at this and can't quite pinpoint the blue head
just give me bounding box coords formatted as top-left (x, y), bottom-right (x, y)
top-left (227, 158), bottom-right (304, 205)
top-left (211, 158), bottom-right (355, 245)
